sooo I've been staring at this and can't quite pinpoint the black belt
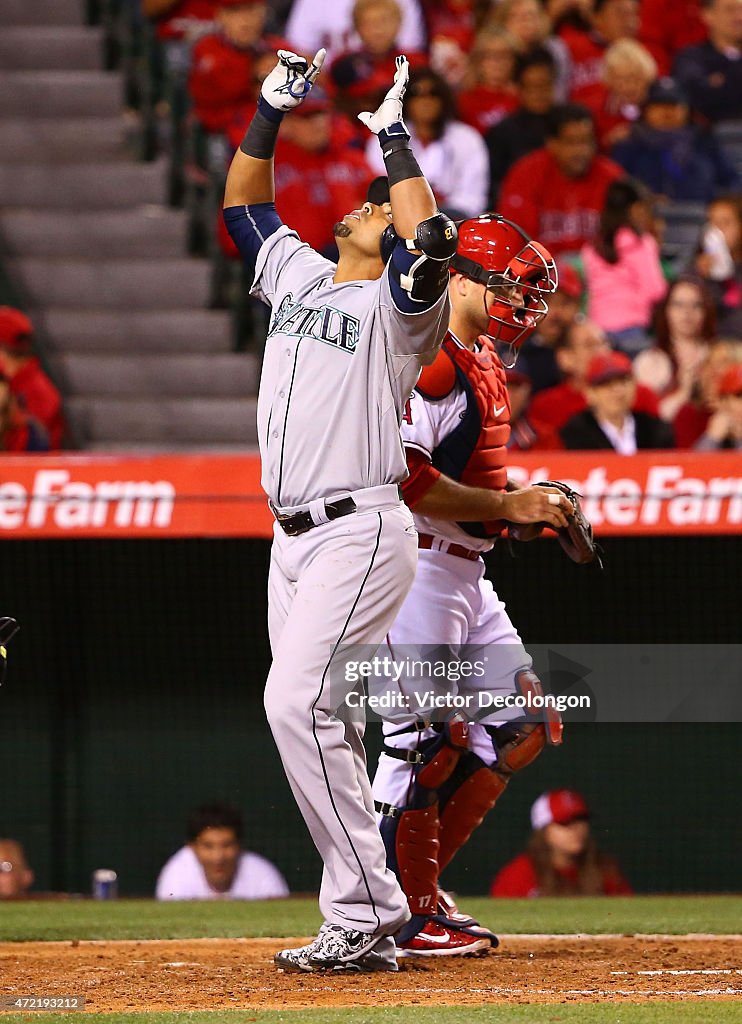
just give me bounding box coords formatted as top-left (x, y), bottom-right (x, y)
top-left (273, 496), bottom-right (357, 537)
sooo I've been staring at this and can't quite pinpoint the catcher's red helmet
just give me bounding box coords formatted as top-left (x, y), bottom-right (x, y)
top-left (451, 215), bottom-right (557, 355)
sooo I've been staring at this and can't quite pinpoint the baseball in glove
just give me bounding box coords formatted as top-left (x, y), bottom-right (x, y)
top-left (509, 481), bottom-right (602, 567)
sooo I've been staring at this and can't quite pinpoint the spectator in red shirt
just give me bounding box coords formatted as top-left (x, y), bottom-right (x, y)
top-left (0, 308), bottom-right (62, 450)
top-left (422, 0), bottom-right (480, 87)
top-left (581, 39), bottom-right (658, 150)
top-left (694, 361), bottom-right (742, 449)
top-left (498, 104), bottom-right (624, 257)
top-left (143, 0), bottom-right (218, 41)
top-left (457, 26), bottom-right (519, 136)
top-left (223, 89), bottom-right (373, 259)
top-left (673, 339), bottom-right (742, 446)
top-left (490, 789), bottom-right (633, 897)
top-left (188, 0), bottom-right (270, 135)
top-left (639, 0), bottom-right (705, 75)
top-left (561, 0), bottom-right (640, 103)
top-left (329, 0), bottom-right (426, 128)
top-left (529, 317), bottom-right (659, 429)
top-left (0, 377), bottom-right (49, 453)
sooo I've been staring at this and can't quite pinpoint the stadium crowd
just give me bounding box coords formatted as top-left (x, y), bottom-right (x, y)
top-left (3, 0), bottom-right (741, 452)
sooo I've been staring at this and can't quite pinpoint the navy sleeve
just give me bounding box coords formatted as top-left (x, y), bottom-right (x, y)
top-left (388, 240), bottom-right (444, 314)
top-left (223, 203), bottom-right (283, 265)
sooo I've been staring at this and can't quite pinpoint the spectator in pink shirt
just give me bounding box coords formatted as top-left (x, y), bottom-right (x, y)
top-left (581, 178), bottom-right (667, 354)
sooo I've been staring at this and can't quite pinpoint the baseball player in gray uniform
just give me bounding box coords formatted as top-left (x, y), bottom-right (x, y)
top-left (223, 49), bottom-right (457, 972)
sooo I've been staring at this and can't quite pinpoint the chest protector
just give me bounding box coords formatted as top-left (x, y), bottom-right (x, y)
top-left (416, 333), bottom-right (510, 538)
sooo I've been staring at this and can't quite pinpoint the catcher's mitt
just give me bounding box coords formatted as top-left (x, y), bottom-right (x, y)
top-left (510, 481), bottom-right (602, 567)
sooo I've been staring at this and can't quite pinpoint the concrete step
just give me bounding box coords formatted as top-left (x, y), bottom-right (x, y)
top-left (65, 396), bottom-right (259, 445)
top-left (0, 160), bottom-right (166, 209)
top-left (0, 26), bottom-right (102, 70)
top-left (1, 0), bottom-right (85, 26)
top-left (0, 71), bottom-right (121, 118)
top-left (50, 353), bottom-right (259, 397)
top-left (1, 207), bottom-right (188, 258)
top-left (0, 117), bottom-right (130, 162)
top-left (38, 309), bottom-right (234, 353)
top-left (11, 257), bottom-right (212, 309)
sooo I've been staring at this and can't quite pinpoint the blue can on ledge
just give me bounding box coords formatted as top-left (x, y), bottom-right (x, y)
top-left (92, 869), bottom-right (118, 899)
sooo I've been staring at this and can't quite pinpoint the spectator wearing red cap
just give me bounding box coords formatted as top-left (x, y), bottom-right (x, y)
top-left (0, 308), bottom-right (63, 450)
top-left (528, 318), bottom-right (659, 430)
top-left (694, 362), bottom-right (742, 449)
top-left (490, 789), bottom-right (633, 897)
top-left (520, 261), bottom-right (583, 393)
top-left (188, 1), bottom-right (275, 135)
top-left (581, 178), bottom-right (667, 355)
top-left (498, 104), bottom-right (623, 257)
top-left (328, 0), bottom-right (426, 130)
top-left (506, 364), bottom-right (563, 450)
top-left (561, 350), bottom-right (675, 450)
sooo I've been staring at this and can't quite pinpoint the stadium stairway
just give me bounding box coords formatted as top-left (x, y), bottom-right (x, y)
top-left (0, 0), bottom-right (259, 450)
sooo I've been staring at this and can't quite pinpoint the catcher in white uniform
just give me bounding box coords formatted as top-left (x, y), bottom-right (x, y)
top-left (370, 215), bottom-right (572, 956)
top-left (223, 51), bottom-right (458, 972)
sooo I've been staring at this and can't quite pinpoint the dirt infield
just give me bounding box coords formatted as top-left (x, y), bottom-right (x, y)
top-left (1, 936), bottom-right (740, 1012)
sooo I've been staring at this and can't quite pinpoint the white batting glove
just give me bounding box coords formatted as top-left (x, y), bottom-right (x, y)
top-left (260, 48), bottom-right (326, 114)
top-left (358, 55), bottom-right (410, 134)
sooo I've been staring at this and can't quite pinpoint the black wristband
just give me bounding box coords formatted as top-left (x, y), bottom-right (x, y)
top-left (239, 97), bottom-right (284, 160)
top-left (378, 122), bottom-right (423, 188)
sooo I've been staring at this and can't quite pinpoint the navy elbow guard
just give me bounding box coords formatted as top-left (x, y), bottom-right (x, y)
top-left (395, 213), bottom-right (458, 303)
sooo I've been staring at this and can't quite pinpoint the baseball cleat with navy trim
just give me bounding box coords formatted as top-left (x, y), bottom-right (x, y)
top-left (396, 918), bottom-right (491, 957)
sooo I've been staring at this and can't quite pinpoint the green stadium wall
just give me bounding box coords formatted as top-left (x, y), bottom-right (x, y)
top-left (1, 536), bottom-right (740, 897)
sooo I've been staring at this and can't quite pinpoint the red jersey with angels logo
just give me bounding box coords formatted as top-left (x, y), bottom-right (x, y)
top-left (498, 147), bottom-right (623, 257)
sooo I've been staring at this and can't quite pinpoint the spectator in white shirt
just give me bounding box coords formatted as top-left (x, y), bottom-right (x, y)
top-left (156, 802), bottom-right (289, 901)
top-left (364, 66), bottom-right (490, 216)
top-left (285, 0), bottom-right (425, 63)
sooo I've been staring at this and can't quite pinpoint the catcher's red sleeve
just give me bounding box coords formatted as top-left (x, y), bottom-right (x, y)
top-left (401, 447), bottom-right (440, 508)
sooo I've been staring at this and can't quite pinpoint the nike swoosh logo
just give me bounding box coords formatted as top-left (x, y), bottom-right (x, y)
top-left (494, 405), bottom-right (507, 417)
top-left (414, 932), bottom-right (454, 946)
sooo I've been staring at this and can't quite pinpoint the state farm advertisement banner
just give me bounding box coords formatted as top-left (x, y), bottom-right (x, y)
top-left (0, 451), bottom-right (741, 538)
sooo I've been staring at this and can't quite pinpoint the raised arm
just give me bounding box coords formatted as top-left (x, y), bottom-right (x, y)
top-left (359, 57), bottom-right (445, 242)
top-left (223, 49), bottom-right (325, 209)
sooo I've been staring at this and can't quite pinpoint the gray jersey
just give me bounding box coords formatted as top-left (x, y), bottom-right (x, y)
top-left (251, 226), bottom-right (449, 508)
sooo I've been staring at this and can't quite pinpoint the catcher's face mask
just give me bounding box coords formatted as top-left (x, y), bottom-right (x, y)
top-left (452, 216), bottom-right (558, 365)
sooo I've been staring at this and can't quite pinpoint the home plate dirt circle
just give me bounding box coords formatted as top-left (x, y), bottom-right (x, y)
top-left (1, 936), bottom-right (740, 1012)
